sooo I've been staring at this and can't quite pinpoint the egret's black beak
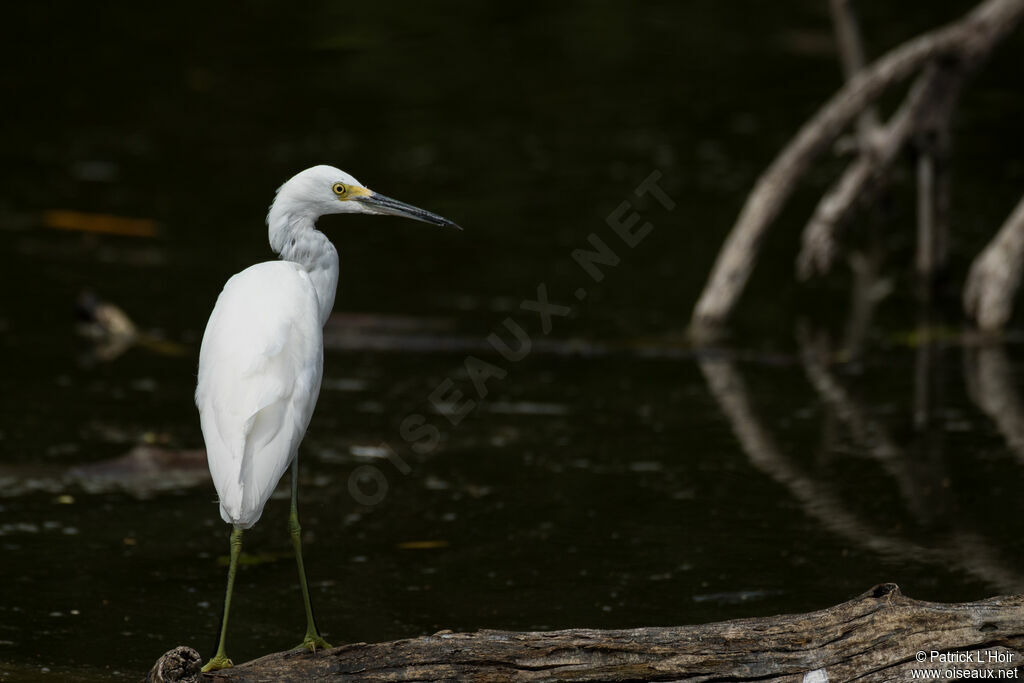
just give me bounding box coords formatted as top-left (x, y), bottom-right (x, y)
top-left (358, 192), bottom-right (461, 230)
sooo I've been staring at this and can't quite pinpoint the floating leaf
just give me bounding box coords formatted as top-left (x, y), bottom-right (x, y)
top-left (396, 540), bottom-right (449, 550)
top-left (42, 209), bottom-right (158, 237)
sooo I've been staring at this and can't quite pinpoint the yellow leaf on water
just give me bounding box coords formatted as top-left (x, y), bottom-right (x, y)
top-left (42, 210), bottom-right (159, 237)
top-left (396, 540), bottom-right (449, 550)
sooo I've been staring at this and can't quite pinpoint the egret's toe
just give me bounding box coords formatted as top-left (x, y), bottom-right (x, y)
top-left (201, 654), bottom-right (234, 672)
top-left (295, 633), bottom-right (332, 652)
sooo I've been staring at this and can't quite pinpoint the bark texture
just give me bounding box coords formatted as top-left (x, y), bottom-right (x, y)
top-left (146, 584), bottom-right (1024, 682)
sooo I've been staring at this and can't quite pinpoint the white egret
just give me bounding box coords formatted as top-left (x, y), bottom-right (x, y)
top-left (195, 165), bottom-right (459, 671)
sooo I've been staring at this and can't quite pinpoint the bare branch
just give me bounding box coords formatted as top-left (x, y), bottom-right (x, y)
top-left (689, 0), bottom-right (1024, 340)
top-left (797, 70), bottom-right (932, 278)
top-left (964, 194), bottom-right (1024, 330)
top-left (796, 56), bottom-right (973, 280)
top-left (913, 64), bottom-right (966, 288)
top-left (828, 0), bottom-right (881, 146)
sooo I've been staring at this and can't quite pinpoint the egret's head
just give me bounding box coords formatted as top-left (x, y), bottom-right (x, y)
top-left (268, 164), bottom-right (460, 230)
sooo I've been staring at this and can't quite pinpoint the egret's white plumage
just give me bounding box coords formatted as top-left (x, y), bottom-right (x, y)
top-left (196, 164), bottom-right (458, 672)
top-left (197, 166), bottom-right (349, 529)
top-left (197, 261), bottom-right (323, 528)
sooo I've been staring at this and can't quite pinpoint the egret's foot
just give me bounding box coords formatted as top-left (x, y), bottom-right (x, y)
top-left (201, 654), bottom-right (234, 672)
top-left (294, 632), bottom-right (332, 652)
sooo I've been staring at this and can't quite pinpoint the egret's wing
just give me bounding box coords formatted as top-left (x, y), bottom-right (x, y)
top-left (196, 261), bottom-right (323, 528)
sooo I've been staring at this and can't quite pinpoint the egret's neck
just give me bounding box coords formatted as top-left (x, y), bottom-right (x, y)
top-left (268, 210), bottom-right (339, 327)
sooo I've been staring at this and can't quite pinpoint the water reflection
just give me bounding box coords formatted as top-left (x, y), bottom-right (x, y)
top-left (965, 343), bottom-right (1024, 463)
top-left (700, 330), bottom-right (1024, 597)
top-left (6, 310), bottom-right (1024, 678)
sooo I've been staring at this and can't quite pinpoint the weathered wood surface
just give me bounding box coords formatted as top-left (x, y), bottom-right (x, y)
top-left (146, 584), bottom-right (1024, 682)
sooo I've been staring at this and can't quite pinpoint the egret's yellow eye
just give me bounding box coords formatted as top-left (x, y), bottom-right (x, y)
top-left (332, 182), bottom-right (347, 196)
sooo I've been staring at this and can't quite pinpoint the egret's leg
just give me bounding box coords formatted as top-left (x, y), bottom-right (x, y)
top-left (202, 527), bottom-right (244, 672)
top-left (289, 457), bottom-right (332, 652)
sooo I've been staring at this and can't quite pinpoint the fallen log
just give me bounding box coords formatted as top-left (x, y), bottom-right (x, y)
top-left (146, 584), bottom-right (1024, 682)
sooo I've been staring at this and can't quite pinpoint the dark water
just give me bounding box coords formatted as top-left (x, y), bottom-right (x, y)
top-left (2, 2), bottom-right (1024, 680)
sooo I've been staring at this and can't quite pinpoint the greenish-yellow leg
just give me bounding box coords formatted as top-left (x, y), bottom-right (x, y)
top-left (202, 527), bottom-right (244, 672)
top-left (290, 457), bottom-right (332, 652)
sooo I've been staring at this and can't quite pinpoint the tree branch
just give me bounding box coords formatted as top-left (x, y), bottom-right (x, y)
top-left (964, 194), bottom-right (1024, 330)
top-left (829, 0), bottom-right (881, 146)
top-left (796, 69), bottom-right (933, 279)
top-left (689, 0), bottom-right (1024, 340)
